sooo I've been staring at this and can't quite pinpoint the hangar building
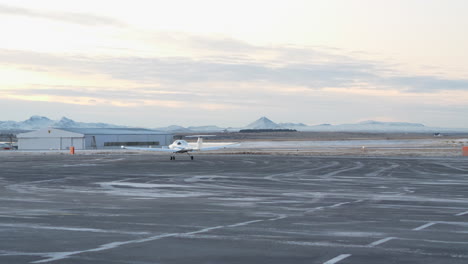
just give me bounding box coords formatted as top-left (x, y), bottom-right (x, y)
top-left (17, 127), bottom-right (173, 150)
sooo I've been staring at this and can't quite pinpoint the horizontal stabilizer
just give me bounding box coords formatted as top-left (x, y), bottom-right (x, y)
top-left (185, 135), bottom-right (216, 138)
top-left (122, 146), bottom-right (176, 152)
top-left (198, 143), bottom-right (240, 151)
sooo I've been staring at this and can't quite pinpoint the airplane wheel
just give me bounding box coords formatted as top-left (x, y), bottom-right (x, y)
top-left (191, 156), bottom-right (194, 160)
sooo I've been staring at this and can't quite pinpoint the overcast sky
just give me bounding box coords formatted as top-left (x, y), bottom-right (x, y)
top-left (1, 0), bottom-right (467, 128)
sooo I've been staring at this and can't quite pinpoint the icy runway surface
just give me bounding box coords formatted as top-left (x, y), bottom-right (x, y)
top-left (1, 154), bottom-right (468, 263)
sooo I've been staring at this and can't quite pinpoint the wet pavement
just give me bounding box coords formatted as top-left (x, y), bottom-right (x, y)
top-left (1, 154), bottom-right (468, 263)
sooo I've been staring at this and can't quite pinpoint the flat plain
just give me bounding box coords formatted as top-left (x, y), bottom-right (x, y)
top-left (1, 152), bottom-right (468, 263)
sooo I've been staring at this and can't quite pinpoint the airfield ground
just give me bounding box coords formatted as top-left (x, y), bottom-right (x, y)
top-left (1, 150), bottom-right (468, 263)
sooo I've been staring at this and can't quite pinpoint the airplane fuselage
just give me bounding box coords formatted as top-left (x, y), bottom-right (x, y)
top-left (168, 140), bottom-right (194, 153)
top-left (122, 136), bottom-right (236, 160)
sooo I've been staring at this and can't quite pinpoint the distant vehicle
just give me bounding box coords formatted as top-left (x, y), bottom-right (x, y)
top-left (121, 135), bottom-right (238, 160)
top-left (0, 143), bottom-right (12, 150)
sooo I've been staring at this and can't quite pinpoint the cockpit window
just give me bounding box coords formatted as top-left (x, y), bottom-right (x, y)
top-left (177, 142), bottom-right (182, 145)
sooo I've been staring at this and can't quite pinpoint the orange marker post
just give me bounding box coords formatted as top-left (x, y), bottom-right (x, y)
top-left (70, 146), bottom-right (75, 155)
top-left (463, 146), bottom-right (468, 157)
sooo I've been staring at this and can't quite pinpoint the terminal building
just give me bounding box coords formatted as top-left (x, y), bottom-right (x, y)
top-left (17, 127), bottom-right (173, 150)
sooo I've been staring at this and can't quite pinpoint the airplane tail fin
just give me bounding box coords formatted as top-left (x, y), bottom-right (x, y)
top-left (186, 135), bottom-right (215, 150)
top-left (197, 137), bottom-right (203, 149)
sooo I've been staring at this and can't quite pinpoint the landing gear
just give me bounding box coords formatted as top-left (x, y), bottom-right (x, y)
top-left (169, 154), bottom-right (193, 160)
top-left (187, 153), bottom-right (194, 160)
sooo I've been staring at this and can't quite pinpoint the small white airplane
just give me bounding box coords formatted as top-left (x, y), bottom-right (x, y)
top-left (121, 135), bottom-right (238, 160)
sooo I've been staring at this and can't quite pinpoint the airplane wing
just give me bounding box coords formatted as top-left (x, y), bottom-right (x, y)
top-left (198, 143), bottom-right (239, 151)
top-left (121, 146), bottom-right (177, 152)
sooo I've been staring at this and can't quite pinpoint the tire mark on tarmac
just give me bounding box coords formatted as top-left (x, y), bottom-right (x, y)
top-left (433, 162), bottom-right (468, 173)
top-left (321, 161), bottom-right (364, 177)
top-left (264, 162), bottom-right (338, 184)
top-left (455, 210), bottom-right (468, 216)
top-left (364, 162), bottom-right (400, 177)
top-left (304, 199), bottom-right (364, 215)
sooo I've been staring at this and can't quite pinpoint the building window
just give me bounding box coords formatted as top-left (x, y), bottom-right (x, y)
top-left (104, 141), bottom-right (160, 147)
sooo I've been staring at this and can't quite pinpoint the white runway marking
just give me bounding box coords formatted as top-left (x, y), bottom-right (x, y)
top-left (367, 237), bottom-right (396, 247)
top-left (413, 222), bottom-right (436, 231)
top-left (98, 182), bottom-right (191, 189)
top-left (404, 220), bottom-right (468, 227)
top-left (455, 210), bottom-right (468, 216)
top-left (400, 238), bottom-right (468, 245)
top-left (24, 194), bottom-right (366, 263)
top-left (29, 195), bottom-right (365, 263)
top-left (227, 220), bottom-right (264, 228)
top-left (31, 218), bottom-right (270, 263)
top-left (0, 223), bottom-right (149, 235)
top-left (323, 254), bottom-right (352, 264)
top-left (431, 220), bottom-right (468, 226)
top-left (330, 201), bottom-right (352, 208)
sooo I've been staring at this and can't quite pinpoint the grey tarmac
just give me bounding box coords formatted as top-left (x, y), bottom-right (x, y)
top-left (1, 153), bottom-right (468, 263)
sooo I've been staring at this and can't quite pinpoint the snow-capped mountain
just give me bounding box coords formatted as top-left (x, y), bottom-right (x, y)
top-left (53, 117), bottom-right (121, 128)
top-left (0, 116), bottom-right (124, 130)
top-left (2, 115), bottom-right (466, 133)
top-left (0, 116), bottom-right (54, 130)
top-left (21, 116), bottom-right (54, 129)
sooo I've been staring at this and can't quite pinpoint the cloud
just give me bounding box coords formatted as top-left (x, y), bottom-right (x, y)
top-left (0, 4), bottom-right (125, 27)
top-left (0, 83), bottom-right (248, 111)
top-left (0, 48), bottom-right (380, 89)
top-left (385, 76), bottom-right (468, 92)
top-left (1, 86), bottom-right (193, 102)
top-left (1, 38), bottom-right (467, 95)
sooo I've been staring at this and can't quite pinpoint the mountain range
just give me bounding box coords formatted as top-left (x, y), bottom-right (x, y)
top-left (238, 117), bottom-right (439, 133)
top-left (0, 116), bottom-right (124, 130)
top-left (1, 116), bottom-right (466, 133)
